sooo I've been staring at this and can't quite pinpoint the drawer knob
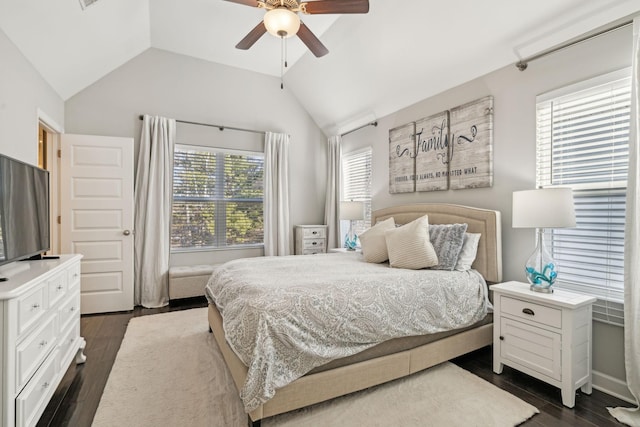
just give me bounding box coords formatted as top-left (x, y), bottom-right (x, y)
top-left (312, 231), bottom-right (318, 235)
top-left (522, 308), bottom-right (535, 316)
top-left (32, 303), bottom-right (40, 310)
top-left (70, 307), bottom-right (76, 312)
top-left (57, 285), bottom-right (64, 290)
top-left (42, 382), bottom-right (50, 389)
top-left (499, 336), bottom-right (504, 341)
top-left (312, 242), bottom-right (317, 245)
top-left (39, 340), bottom-right (47, 347)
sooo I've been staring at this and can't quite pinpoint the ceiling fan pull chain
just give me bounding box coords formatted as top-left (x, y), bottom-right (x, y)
top-left (280, 35), bottom-right (284, 89)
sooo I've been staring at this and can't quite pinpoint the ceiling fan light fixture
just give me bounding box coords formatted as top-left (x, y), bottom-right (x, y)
top-left (264, 7), bottom-right (300, 38)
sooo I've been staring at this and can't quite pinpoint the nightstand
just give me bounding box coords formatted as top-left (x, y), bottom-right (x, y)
top-left (294, 225), bottom-right (328, 255)
top-left (329, 248), bottom-right (361, 254)
top-left (491, 281), bottom-right (596, 408)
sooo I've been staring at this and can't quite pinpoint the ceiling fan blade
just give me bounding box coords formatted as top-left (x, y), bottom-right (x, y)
top-left (224, 0), bottom-right (261, 7)
top-left (302, 0), bottom-right (369, 14)
top-left (235, 21), bottom-right (267, 50)
top-left (297, 22), bottom-right (329, 57)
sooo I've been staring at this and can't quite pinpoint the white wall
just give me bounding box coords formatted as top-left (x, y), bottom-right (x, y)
top-left (64, 48), bottom-right (327, 266)
top-left (0, 28), bottom-right (64, 164)
top-left (341, 26), bottom-right (633, 399)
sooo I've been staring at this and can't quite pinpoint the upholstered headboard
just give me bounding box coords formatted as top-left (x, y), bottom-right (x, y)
top-left (371, 203), bottom-right (503, 283)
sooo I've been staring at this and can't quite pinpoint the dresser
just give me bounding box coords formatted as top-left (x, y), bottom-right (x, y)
top-left (0, 254), bottom-right (86, 427)
top-left (294, 225), bottom-right (328, 255)
top-left (491, 281), bottom-right (596, 408)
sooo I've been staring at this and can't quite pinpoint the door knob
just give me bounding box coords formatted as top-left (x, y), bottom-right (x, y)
top-left (123, 230), bottom-right (131, 236)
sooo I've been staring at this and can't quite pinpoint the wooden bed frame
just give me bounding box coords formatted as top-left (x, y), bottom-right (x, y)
top-left (207, 203), bottom-right (502, 426)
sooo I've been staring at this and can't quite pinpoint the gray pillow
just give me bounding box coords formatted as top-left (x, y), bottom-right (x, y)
top-left (428, 223), bottom-right (468, 270)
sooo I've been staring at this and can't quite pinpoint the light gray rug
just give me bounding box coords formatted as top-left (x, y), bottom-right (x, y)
top-left (92, 308), bottom-right (539, 427)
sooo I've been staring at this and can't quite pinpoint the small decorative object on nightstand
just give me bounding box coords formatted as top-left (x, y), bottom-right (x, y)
top-left (340, 201), bottom-right (364, 250)
top-left (294, 225), bottom-right (328, 255)
top-left (491, 281), bottom-right (596, 408)
top-left (512, 188), bottom-right (576, 293)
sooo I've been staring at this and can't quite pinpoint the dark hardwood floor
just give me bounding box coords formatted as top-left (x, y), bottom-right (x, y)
top-left (38, 299), bottom-right (632, 427)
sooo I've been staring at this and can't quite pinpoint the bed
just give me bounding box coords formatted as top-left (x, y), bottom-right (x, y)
top-left (206, 203), bottom-right (502, 426)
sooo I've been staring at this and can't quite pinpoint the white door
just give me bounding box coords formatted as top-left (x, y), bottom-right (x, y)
top-left (60, 134), bottom-right (134, 314)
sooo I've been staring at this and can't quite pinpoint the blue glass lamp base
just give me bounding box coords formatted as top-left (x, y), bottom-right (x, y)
top-left (344, 233), bottom-right (358, 251)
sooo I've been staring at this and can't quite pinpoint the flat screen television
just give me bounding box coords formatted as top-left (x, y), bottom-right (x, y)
top-left (0, 153), bottom-right (50, 267)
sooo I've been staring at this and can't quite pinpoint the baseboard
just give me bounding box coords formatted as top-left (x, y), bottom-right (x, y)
top-left (592, 370), bottom-right (637, 404)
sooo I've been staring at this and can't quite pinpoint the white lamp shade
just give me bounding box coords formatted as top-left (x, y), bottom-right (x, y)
top-left (512, 188), bottom-right (576, 228)
top-left (263, 8), bottom-right (300, 38)
top-left (340, 201), bottom-right (364, 221)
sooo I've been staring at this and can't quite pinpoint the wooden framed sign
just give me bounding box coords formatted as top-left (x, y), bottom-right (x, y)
top-left (389, 122), bottom-right (416, 193)
top-left (415, 111), bottom-right (449, 192)
top-left (448, 96), bottom-right (494, 190)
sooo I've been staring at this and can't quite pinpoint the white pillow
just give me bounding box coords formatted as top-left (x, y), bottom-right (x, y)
top-left (455, 233), bottom-right (481, 271)
top-left (359, 217), bottom-right (396, 263)
top-left (384, 215), bottom-right (438, 269)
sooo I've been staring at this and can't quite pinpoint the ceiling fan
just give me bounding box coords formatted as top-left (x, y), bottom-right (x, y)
top-left (225, 0), bottom-right (370, 58)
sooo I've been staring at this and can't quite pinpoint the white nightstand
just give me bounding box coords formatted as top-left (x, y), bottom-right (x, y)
top-left (491, 281), bottom-right (596, 408)
top-left (294, 225), bottom-right (328, 255)
top-left (329, 248), bottom-right (361, 254)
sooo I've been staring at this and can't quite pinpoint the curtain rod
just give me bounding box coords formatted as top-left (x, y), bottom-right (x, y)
top-left (516, 20), bottom-right (633, 71)
top-left (138, 115), bottom-right (266, 135)
top-left (341, 121), bottom-right (378, 137)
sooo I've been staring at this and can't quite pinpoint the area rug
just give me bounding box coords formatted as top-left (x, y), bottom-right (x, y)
top-left (92, 308), bottom-right (538, 427)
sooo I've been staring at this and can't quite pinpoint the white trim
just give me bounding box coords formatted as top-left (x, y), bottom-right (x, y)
top-left (176, 143), bottom-right (263, 157)
top-left (593, 370), bottom-right (637, 404)
top-left (36, 108), bottom-right (64, 134)
top-left (537, 67), bottom-right (631, 102)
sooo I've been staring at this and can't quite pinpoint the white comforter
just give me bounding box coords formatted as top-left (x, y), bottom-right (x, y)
top-left (205, 253), bottom-right (490, 412)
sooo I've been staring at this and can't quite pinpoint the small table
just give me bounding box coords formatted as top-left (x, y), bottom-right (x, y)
top-left (491, 281), bottom-right (596, 408)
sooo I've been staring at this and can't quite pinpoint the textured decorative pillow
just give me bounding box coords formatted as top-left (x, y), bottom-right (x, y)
top-left (429, 223), bottom-right (468, 270)
top-left (359, 217), bottom-right (396, 263)
top-left (455, 233), bottom-right (481, 271)
top-left (385, 215), bottom-right (438, 269)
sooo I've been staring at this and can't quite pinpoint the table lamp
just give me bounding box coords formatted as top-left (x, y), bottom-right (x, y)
top-left (512, 188), bottom-right (576, 293)
top-left (340, 201), bottom-right (364, 250)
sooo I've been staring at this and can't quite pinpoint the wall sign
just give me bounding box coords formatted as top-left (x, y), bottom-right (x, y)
top-left (388, 95), bottom-right (493, 193)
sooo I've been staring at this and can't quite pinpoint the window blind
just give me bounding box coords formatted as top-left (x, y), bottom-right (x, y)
top-left (342, 147), bottom-right (372, 235)
top-left (536, 68), bottom-right (631, 326)
top-left (172, 145), bottom-right (264, 250)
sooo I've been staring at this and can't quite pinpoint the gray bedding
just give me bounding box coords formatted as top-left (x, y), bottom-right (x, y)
top-left (205, 253), bottom-right (490, 412)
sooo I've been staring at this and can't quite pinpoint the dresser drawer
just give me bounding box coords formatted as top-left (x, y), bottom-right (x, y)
top-left (48, 270), bottom-right (67, 308)
top-left (16, 348), bottom-right (60, 427)
top-left (58, 321), bottom-right (80, 371)
top-left (58, 293), bottom-right (80, 335)
top-left (500, 295), bottom-right (562, 329)
top-left (301, 227), bottom-right (326, 239)
top-left (67, 262), bottom-right (81, 293)
top-left (17, 284), bottom-right (48, 338)
top-left (16, 314), bottom-right (57, 393)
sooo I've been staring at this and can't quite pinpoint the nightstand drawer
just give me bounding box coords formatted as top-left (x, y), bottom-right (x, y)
top-left (302, 249), bottom-right (325, 255)
top-left (302, 238), bottom-right (325, 249)
top-left (301, 227), bottom-right (326, 239)
top-left (500, 295), bottom-right (561, 329)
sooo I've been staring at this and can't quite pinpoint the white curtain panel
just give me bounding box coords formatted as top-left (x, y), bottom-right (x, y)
top-left (609, 17), bottom-right (640, 426)
top-left (264, 132), bottom-right (291, 256)
top-left (133, 115), bottom-right (176, 308)
top-left (324, 135), bottom-right (342, 249)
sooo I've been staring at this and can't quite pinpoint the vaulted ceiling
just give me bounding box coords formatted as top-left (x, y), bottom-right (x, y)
top-left (1, 0), bottom-right (639, 134)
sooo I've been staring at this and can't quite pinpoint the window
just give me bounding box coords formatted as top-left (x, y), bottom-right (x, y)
top-left (342, 147), bottom-right (373, 236)
top-left (171, 145), bottom-right (264, 250)
top-left (536, 69), bottom-right (631, 325)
